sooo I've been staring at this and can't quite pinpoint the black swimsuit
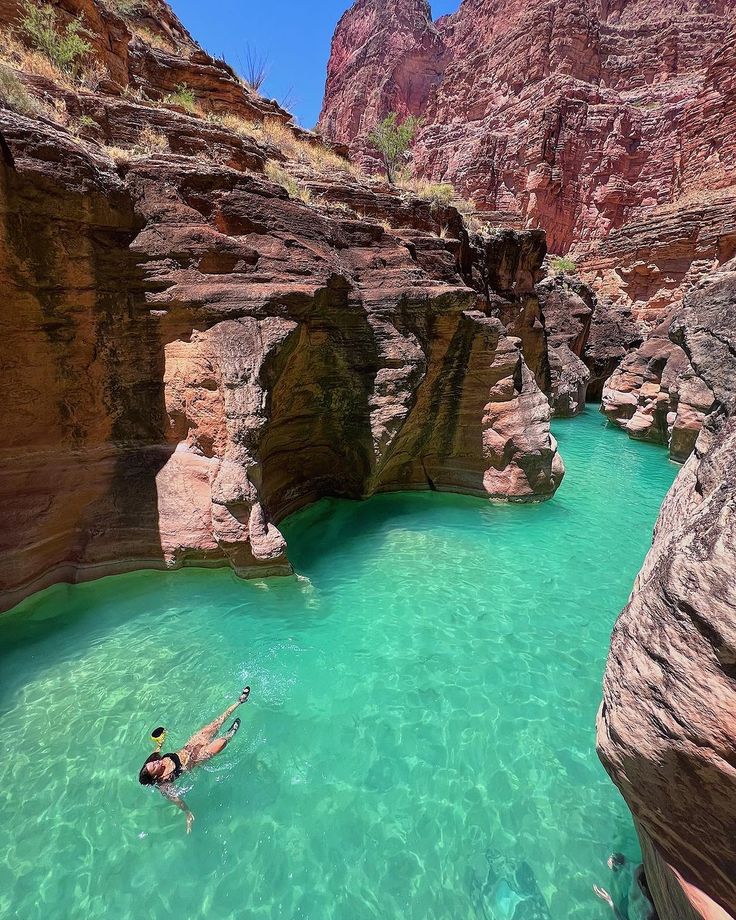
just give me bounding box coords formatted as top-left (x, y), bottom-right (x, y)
top-left (145, 751), bottom-right (183, 783)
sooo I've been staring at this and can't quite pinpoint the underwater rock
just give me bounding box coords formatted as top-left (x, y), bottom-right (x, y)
top-left (469, 850), bottom-right (552, 920)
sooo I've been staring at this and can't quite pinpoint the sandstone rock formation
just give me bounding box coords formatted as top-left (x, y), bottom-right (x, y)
top-left (0, 0), bottom-right (564, 612)
top-left (601, 310), bottom-right (715, 462)
top-left (598, 259), bottom-right (736, 920)
top-left (0, 0), bottom-right (288, 121)
top-left (535, 271), bottom-right (644, 416)
top-left (537, 274), bottom-right (593, 417)
top-left (319, 0), bottom-right (736, 324)
top-left (584, 295), bottom-right (642, 401)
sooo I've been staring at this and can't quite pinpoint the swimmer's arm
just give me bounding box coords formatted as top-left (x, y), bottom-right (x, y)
top-left (159, 784), bottom-right (195, 834)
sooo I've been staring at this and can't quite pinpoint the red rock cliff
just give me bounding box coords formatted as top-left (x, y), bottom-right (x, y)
top-left (598, 258), bottom-right (736, 920)
top-left (319, 0), bottom-right (736, 322)
top-left (0, 0), bottom-right (564, 611)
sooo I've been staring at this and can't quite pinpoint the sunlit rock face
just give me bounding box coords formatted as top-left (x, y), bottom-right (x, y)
top-left (601, 310), bottom-right (715, 462)
top-left (319, 0), bottom-right (736, 322)
top-left (598, 260), bottom-right (736, 920)
top-left (0, 0), bottom-right (564, 612)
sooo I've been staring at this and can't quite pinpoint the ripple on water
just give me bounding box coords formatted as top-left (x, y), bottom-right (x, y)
top-left (0, 411), bottom-right (678, 920)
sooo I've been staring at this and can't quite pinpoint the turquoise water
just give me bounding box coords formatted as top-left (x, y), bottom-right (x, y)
top-left (0, 411), bottom-right (678, 920)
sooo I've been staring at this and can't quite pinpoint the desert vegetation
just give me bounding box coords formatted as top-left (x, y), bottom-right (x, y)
top-left (239, 44), bottom-right (268, 92)
top-left (265, 161), bottom-right (313, 205)
top-left (550, 256), bottom-right (578, 275)
top-left (163, 82), bottom-right (197, 113)
top-left (99, 0), bottom-right (144, 15)
top-left (207, 112), bottom-right (356, 177)
top-left (0, 63), bottom-right (39, 116)
top-left (20, 1), bottom-right (92, 78)
top-left (0, 0), bottom-right (110, 91)
top-left (367, 112), bottom-right (419, 184)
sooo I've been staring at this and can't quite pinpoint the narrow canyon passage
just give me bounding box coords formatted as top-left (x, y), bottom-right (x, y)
top-left (0, 413), bottom-right (677, 920)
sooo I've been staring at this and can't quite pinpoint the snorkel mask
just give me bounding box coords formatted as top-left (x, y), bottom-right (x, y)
top-left (150, 727), bottom-right (167, 750)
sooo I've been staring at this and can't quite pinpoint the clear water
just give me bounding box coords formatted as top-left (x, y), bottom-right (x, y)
top-left (0, 411), bottom-right (678, 920)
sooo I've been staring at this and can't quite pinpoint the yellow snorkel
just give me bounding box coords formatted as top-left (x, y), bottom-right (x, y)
top-left (150, 727), bottom-right (167, 751)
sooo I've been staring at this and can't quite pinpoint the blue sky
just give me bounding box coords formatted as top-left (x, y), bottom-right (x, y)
top-left (169, 1), bottom-right (462, 128)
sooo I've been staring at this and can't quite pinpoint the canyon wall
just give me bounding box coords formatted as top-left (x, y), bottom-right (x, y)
top-left (598, 259), bottom-right (736, 920)
top-left (319, 0), bottom-right (736, 323)
top-left (0, 0), bottom-right (565, 612)
top-left (321, 9), bottom-right (736, 913)
top-left (601, 310), bottom-right (715, 461)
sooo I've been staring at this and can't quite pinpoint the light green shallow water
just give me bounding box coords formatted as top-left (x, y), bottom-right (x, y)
top-left (0, 411), bottom-right (678, 920)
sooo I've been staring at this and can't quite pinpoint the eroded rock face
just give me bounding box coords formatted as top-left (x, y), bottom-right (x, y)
top-left (578, 191), bottom-right (736, 326)
top-left (470, 229), bottom-right (551, 393)
top-left (601, 311), bottom-right (715, 462)
top-left (598, 261), bottom-right (736, 920)
top-left (585, 294), bottom-right (643, 401)
top-left (0, 98), bottom-right (564, 610)
top-left (319, 0), bottom-right (736, 322)
top-left (537, 274), bottom-right (594, 417)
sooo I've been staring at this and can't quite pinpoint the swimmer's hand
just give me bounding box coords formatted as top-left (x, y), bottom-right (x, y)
top-left (160, 784), bottom-right (194, 833)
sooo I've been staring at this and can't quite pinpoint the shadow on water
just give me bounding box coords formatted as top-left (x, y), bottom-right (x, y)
top-left (281, 491), bottom-right (481, 571)
top-left (0, 567), bottom-right (283, 715)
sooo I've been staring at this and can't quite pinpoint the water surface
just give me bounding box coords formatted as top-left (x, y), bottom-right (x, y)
top-left (0, 411), bottom-right (678, 920)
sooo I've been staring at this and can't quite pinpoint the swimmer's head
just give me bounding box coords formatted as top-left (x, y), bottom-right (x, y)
top-left (139, 754), bottom-right (166, 785)
top-left (150, 727), bottom-right (167, 749)
top-left (608, 853), bottom-right (626, 872)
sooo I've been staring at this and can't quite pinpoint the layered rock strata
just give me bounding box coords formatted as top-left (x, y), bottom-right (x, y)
top-left (0, 0), bottom-right (289, 122)
top-left (601, 310), bottom-right (715, 461)
top-left (0, 0), bottom-right (565, 611)
top-left (537, 274), bottom-right (593, 417)
top-left (598, 260), bottom-right (736, 920)
top-left (535, 271), bottom-right (643, 416)
top-left (319, 0), bottom-right (736, 323)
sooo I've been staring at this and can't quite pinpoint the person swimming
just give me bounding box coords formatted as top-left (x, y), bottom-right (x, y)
top-left (594, 853), bottom-right (637, 919)
top-left (139, 686), bottom-right (251, 833)
top-left (593, 853), bottom-right (657, 920)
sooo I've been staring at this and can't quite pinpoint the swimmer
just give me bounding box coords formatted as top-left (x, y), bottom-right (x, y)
top-left (139, 686), bottom-right (251, 833)
top-left (593, 853), bottom-right (628, 919)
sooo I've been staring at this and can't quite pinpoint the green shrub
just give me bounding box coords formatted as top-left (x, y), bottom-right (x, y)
top-left (368, 112), bottom-right (419, 184)
top-left (550, 256), bottom-right (578, 275)
top-left (164, 83), bottom-right (197, 113)
top-left (20, 1), bottom-right (92, 78)
top-left (0, 64), bottom-right (37, 115)
top-left (69, 113), bottom-right (97, 136)
top-left (100, 0), bottom-right (143, 15)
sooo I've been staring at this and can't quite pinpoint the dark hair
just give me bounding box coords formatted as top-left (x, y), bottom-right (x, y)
top-left (151, 727), bottom-right (165, 739)
top-left (139, 753), bottom-right (161, 785)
